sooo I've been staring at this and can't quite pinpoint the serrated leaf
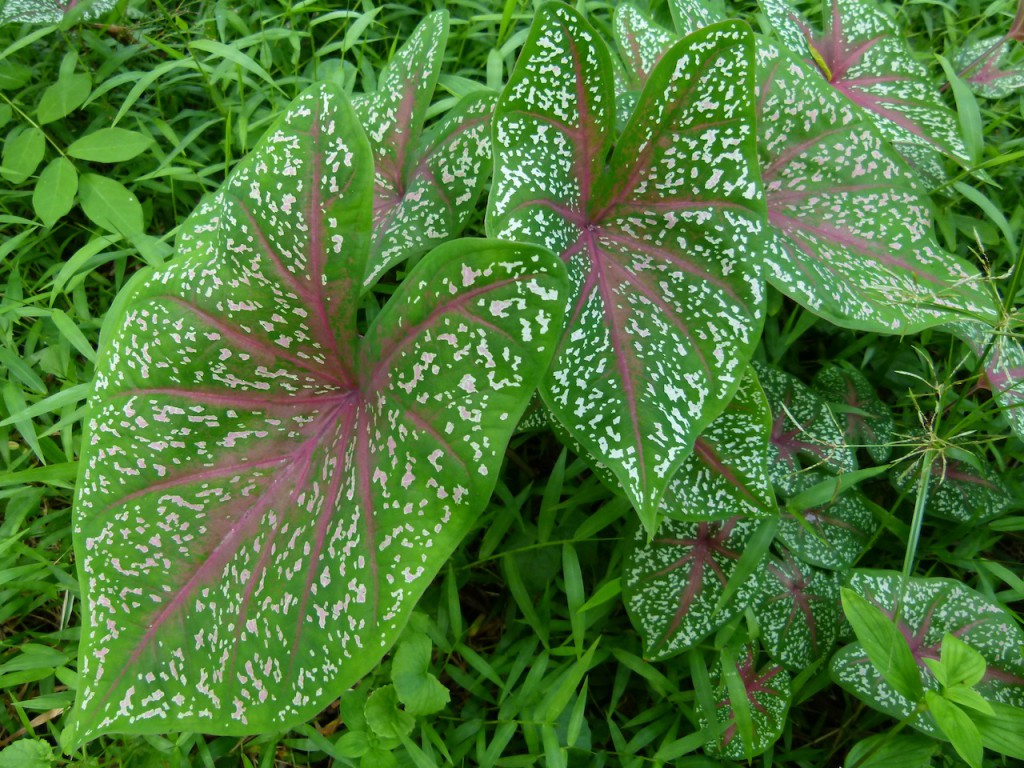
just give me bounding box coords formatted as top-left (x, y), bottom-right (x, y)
top-left (812, 363), bottom-right (893, 462)
top-left (777, 482), bottom-right (877, 570)
top-left (0, 0), bottom-right (116, 23)
top-left (954, 36), bottom-right (1024, 99)
top-left (78, 173), bottom-right (143, 235)
top-left (489, 5), bottom-right (767, 531)
top-left (624, 516), bottom-right (765, 659)
top-left (660, 366), bottom-right (777, 521)
top-left (704, 644), bottom-right (791, 760)
top-left (754, 552), bottom-right (840, 670)
top-left (2, 125), bottom-right (45, 185)
top-left (831, 570), bottom-right (1024, 737)
top-left (755, 363), bottom-right (855, 496)
top-left (756, 40), bottom-right (996, 332)
top-left (759, 0), bottom-right (970, 164)
top-left (33, 156), bottom-right (78, 228)
top-left (892, 451), bottom-right (1011, 523)
top-left (68, 127), bottom-right (154, 162)
top-left (68, 83), bottom-right (567, 743)
top-left (391, 632), bottom-right (450, 715)
top-left (354, 13), bottom-right (494, 287)
top-left (37, 72), bottom-right (91, 124)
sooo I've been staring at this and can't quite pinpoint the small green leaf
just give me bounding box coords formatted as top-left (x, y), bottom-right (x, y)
top-left (974, 701), bottom-right (1024, 760)
top-left (78, 173), bottom-right (143, 235)
top-left (364, 686), bottom-right (415, 742)
top-left (391, 632), bottom-right (450, 716)
top-left (334, 730), bottom-right (371, 758)
top-left (33, 156), bottom-right (78, 227)
top-left (2, 126), bottom-right (46, 185)
top-left (0, 739), bottom-right (53, 768)
top-left (943, 684), bottom-right (994, 715)
top-left (37, 72), bottom-right (91, 125)
top-left (840, 587), bottom-right (923, 704)
top-left (926, 691), bottom-right (983, 768)
top-left (67, 128), bottom-right (153, 162)
top-left (941, 632), bottom-right (987, 688)
top-left (844, 733), bottom-right (937, 768)
top-left (0, 61), bottom-right (31, 90)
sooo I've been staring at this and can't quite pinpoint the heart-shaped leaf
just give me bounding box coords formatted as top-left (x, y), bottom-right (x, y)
top-left (354, 13), bottom-right (495, 287)
top-left (955, 37), bottom-right (1024, 99)
top-left (813, 363), bottom-right (893, 462)
top-left (756, 363), bottom-right (855, 496)
top-left (891, 452), bottom-right (1012, 523)
top-left (705, 644), bottom-right (792, 760)
top-left (756, 40), bottom-right (997, 333)
top-left (488, 4), bottom-right (767, 531)
top-left (759, 0), bottom-right (970, 164)
top-left (777, 483), bottom-right (877, 570)
top-left (661, 366), bottom-right (777, 521)
top-left (624, 516), bottom-right (765, 659)
top-left (68, 83), bottom-right (566, 744)
top-left (754, 551), bottom-right (841, 670)
top-left (831, 570), bottom-right (1024, 736)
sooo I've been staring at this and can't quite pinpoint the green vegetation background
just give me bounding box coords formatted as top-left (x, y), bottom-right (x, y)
top-left (0, 0), bottom-right (1022, 765)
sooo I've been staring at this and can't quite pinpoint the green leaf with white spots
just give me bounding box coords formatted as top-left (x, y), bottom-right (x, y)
top-left (704, 644), bottom-right (792, 760)
top-left (755, 363), bottom-right (855, 496)
top-left (754, 552), bottom-right (840, 670)
top-left (661, 366), bottom-right (777, 521)
top-left (831, 570), bottom-right (1024, 737)
top-left (812, 363), bottom-right (893, 462)
top-left (955, 37), bottom-right (1024, 99)
top-left (0, 0), bottom-right (115, 23)
top-left (613, 5), bottom-right (677, 91)
top-left (624, 516), bottom-right (765, 659)
top-left (489, 4), bottom-right (767, 533)
top-left (667, 0), bottom-right (726, 37)
top-left (891, 451), bottom-right (1012, 524)
top-left (759, 0), bottom-right (970, 164)
top-left (68, 83), bottom-right (567, 745)
top-left (756, 40), bottom-right (997, 332)
top-left (950, 320), bottom-right (1024, 442)
top-left (778, 485), bottom-right (877, 570)
top-left (354, 13), bottom-right (495, 287)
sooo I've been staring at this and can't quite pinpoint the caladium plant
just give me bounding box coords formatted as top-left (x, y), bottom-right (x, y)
top-left (812, 363), bottom-right (893, 463)
top-left (955, 37), bottom-right (1024, 98)
top-left (705, 643), bottom-right (792, 760)
top-left (488, 3), bottom-right (767, 532)
top-left (753, 551), bottom-right (841, 670)
top-left (0, 0), bottom-right (115, 23)
top-left (952, 319), bottom-right (1024, 441)
top-left (67, 83), bottom-right (567, 743)
top-left (624, 516), bottom-right (765, 659)
top-left (892, 451), bottom-right (1013, 523)
top-left (759, 0), bottom-right (970, 165)
top-left (353, 12), bottom-right (496, 288)
top-left (776, 480), bottom-right (878, 570)
top-left (831, 570), bottom-right (1024, 736)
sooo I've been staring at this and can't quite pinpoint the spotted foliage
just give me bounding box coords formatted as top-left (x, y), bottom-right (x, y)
top-left (955, 37), bottom-right (1024, 99)
top-left (614, 5), bottom-right (677, 90)
top-left (705, 644), bottom-right (792, 759)
top-left (667, 0), bottom-right (725, 36)
top-left (754, 552), bottom-right (840, 670)
top-left (67, 84), bottom-right (567, 744)
top-left (353, 12), bottom-right (495, 288)
top-left (812, 362), bottom-right (893, 462)
top-left (488, 4), bottom-right (767, 532)
top-left (624, 516), bottom-right (765, 659)
top-left (661, 366), bottom-right (777, 521)
top-left (759, 0), bottom-right (970, 164)
top-left (777, 481), bottom-right (876, 570)
top-left (831, 570), bottom-right (1024, 736)
top-left (951, 320), bottom-right (1024, 442)
top-left (755, 363), bottom-right (855, 496)
top-left (0, 0), bottom-right (115, 23)
top-left (892, 452), bottom-right (1012, 524)
top-left (757, 40), bottom-right (996, 333)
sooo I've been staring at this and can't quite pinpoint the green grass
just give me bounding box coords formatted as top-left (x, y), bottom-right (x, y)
top-left (1, 0), bottom-right (1023, 765)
